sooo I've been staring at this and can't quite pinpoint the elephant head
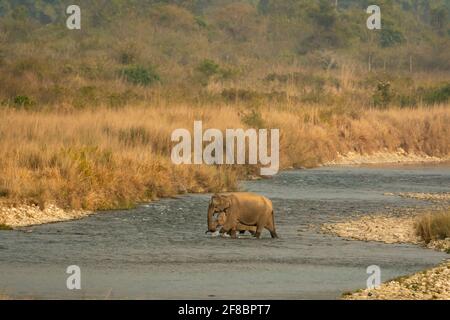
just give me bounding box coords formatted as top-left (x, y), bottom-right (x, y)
top-left (206, 194), bottom-right (232, 233)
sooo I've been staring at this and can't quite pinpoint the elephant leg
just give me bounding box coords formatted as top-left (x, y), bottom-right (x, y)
top-left (264, 211), bottom-right (278, 238)
top-left (254, 224), bottom-right (265, 239)
top-left (265, 222), bottom-right (278, 238)
top-left (268, 228), bottom-right (278, 238)
top-left (230, 229), bottom-right (237, 239)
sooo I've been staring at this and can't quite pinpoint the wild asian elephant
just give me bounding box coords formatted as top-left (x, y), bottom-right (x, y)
top-left (206, 192), bottom-right (278, 239)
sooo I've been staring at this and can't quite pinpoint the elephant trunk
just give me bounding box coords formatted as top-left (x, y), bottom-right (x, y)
top-left (207, 202), bottom-right (217, 233)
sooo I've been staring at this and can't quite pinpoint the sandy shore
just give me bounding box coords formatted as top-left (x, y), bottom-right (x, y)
top-left (0, 203), bottom-right (91, 228)
top-left (325, 149), bottom-right (449, 166)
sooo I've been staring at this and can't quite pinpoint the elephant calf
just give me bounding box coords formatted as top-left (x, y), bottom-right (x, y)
top-left (214, 211), bottom-right (257, 236)
top-left (207, 192), bottom-right (278, 239)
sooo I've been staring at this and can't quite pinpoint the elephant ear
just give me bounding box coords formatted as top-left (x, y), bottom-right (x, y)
top-left (211, 194), bottom-right (220, 205)
top-left (218, 195), bottom-right (232, 209)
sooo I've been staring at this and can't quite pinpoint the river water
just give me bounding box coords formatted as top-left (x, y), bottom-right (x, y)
top-left (0, 165), bottom-right (449, 299)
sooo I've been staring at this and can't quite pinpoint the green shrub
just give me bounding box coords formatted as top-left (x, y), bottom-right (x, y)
top-left (195, 59), bottom-right (224, 86)
top-left (13, 95), bottom-right (33, 107)
top-left (197, 59), bottom-right (220, 78)
top-left (121, 65), bottom-right (160, 86)
top-left (195, 16), bottom-right (207, 28)
top-left (379, 27), bottom-right (405, 47)
top-left (422, 83), bottom-right (450, 105)
top-left (240, 109), bottom-right (265, 128)
top-left (373, 81), bottom-right (393, 108)
top-left (398, 94), bottom-right (418, 108)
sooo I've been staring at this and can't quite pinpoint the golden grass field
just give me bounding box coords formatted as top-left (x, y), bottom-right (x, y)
top-left (0, 103), bottom-right (449, 211)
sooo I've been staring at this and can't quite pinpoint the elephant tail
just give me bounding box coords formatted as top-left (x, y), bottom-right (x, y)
top-left (270, 210), bottom-right (278, 238)
top-left (271, 210), bottom-right (275, 228)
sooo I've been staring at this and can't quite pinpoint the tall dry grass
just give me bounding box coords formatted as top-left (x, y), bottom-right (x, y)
top-left (0, 104), bottom-right (449, 211)
top-left (415, 210), bottom-right (450, 244)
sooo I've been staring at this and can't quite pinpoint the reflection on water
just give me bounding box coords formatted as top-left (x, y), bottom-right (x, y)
top-left (0, 166), bottom-right (449, 299)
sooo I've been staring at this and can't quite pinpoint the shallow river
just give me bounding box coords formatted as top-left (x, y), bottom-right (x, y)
top-left (1, 165), bottom-right (449, 299)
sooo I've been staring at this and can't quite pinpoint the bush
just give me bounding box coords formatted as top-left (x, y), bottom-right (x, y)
top-left (121, 65), bottom-right (160, 86)
top-left (196, 59), bottom-right (226, 86)
top-left (197, 59), bottom-right (220, 78)
top-left (0, 224), bottom-right (13, 231)
top-left (194, 16), bottom-right (207, 28)
top-left (240, 109), bottom-right (265, 128)
top-left (398, 94), bottom-right (418, 108)
top-left (422, 83), bottom-right (450, 105)
top-left (13, 95), bottom-right (33, 107)
top-left (373, 81), bottom-right (393, 108)
top-left (379, 27), bottom-right (405, 47)
top-left (415, 211), bottom-right (450, 244)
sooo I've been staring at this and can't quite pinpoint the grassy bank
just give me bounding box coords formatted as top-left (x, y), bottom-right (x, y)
top-left (0, 104), bottom-right (449, 213)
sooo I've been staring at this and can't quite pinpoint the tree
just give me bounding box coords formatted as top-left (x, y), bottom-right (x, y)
top-left (430, 5), bottom-right (448, 35)
top-left (309, 0), bottom-right (337, 31)
top-left (0, 0), bottom-right (11, 17)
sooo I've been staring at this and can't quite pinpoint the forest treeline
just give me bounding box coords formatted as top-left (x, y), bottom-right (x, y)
top-left (0, 0), bottom-right (449, 109)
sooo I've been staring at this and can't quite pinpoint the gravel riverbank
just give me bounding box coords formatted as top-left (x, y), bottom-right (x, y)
top-left (322, 205), bottom-right (450, 300)
top-left (0, 203), bottom-right (91, 228)
top-left (343, 260), bottom-right (450, 300)
top-left (325, 150), bottom-right (449, 166)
